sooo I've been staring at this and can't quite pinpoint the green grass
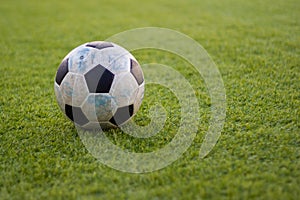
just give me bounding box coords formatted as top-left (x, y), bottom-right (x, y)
top-left (0, 0), bottom-right (299, 199)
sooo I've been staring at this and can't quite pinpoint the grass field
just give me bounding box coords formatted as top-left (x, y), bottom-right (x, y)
top-left (0, 0), bottom-right (299, 199)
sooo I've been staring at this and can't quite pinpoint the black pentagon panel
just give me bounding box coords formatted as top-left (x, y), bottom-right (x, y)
top-left (86, 41), bottom-right (114, 50)
top-left (109, 104), bottom-right (134, 126)
top-left (130, 59), bottom-right (144, 85)
top-left (84, 64), bottom-right (115, 93)
top-left (65, 104), bottom-right (89, 126)
top-left (55, 58), bottom-right (69, 85)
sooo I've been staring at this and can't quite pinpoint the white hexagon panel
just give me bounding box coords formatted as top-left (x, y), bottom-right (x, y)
top-left (54, 82), bottom-right (65, 112)
top-left (81, 93), bottom-right (117, 123)
top-left (110, 72), bottom-right (139, 108)
top-left (60, 73), bottom-right (89, 107)
top-left (134, 82), bottom-right (145, 115)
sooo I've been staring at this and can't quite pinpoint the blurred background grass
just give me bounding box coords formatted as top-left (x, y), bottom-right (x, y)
top-left (0, 0), bottom-right (299, 199)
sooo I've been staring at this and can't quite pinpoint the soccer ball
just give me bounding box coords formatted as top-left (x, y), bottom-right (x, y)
top-left (54, 41), bottom-right (144, 129)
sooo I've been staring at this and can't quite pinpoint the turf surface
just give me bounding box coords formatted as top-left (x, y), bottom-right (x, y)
top-left (0, 0), bottom-right (299, 199)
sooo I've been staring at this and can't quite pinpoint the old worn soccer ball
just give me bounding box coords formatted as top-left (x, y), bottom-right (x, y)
top-left (54, 41), bottom-right (144, 129)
